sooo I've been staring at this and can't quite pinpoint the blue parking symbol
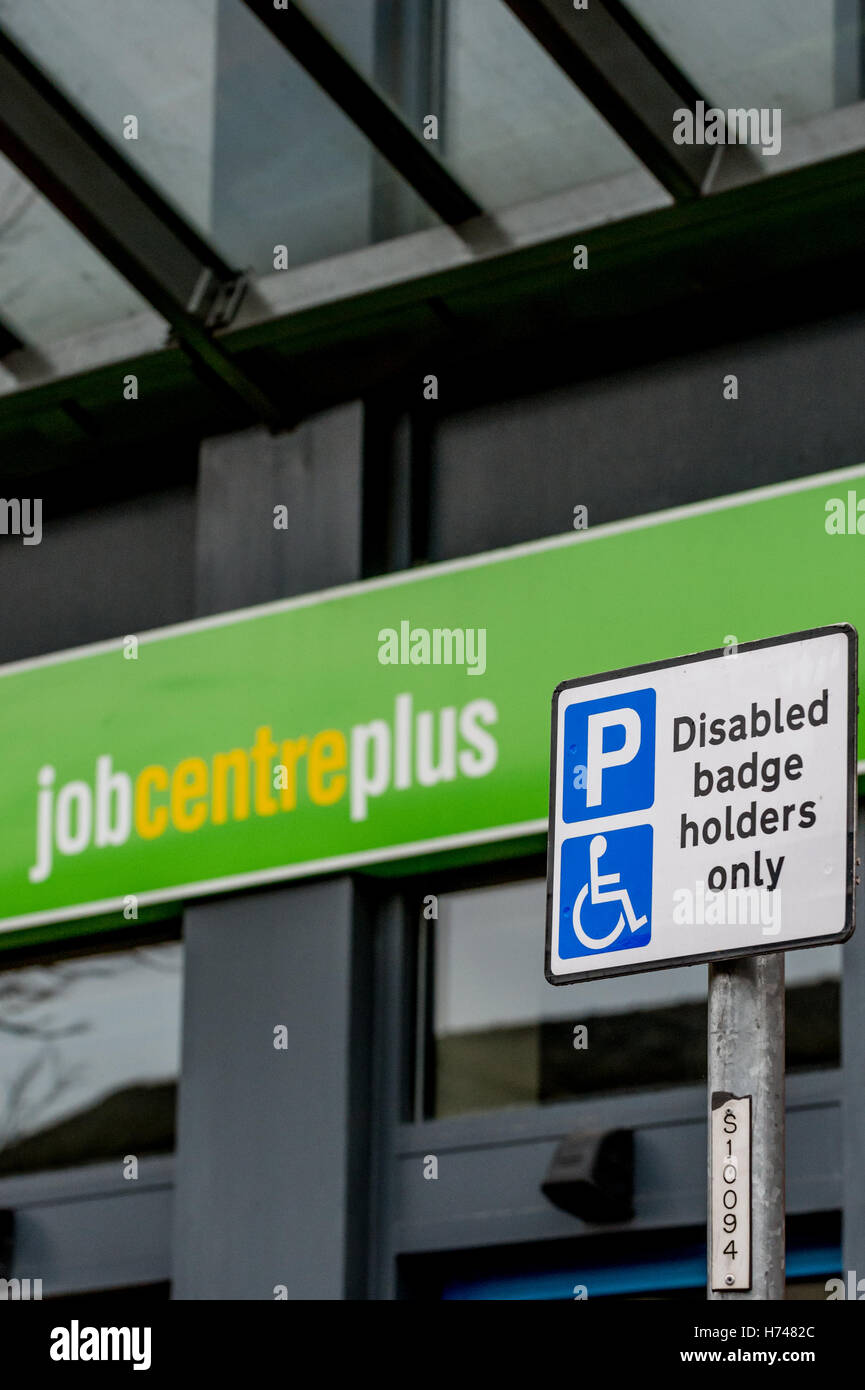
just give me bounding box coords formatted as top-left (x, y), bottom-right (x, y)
top-left (558, 825), bottom-right (653, 960)
top-left (562, 688), bottom-right (655, 823)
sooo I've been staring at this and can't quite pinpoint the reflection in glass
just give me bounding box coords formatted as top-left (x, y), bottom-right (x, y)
top-left (430, 879), bottom-right (840, 1119)
top-left (0, 941), bottom-right (181, 1175)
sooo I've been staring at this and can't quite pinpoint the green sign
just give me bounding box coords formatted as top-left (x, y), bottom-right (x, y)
top-left (1, 465), bottom-right (864, 935)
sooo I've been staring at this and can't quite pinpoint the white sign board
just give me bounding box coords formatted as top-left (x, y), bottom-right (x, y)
top-left (546, 627), bottom-right (856, 984)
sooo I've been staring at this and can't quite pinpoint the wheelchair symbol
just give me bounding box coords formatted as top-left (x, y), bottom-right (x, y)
top-left (572, 834), bottom-right (648, 951)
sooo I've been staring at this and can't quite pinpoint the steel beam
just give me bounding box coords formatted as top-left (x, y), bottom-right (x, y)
top-left (240, 0), bottom-right (482, 226)
top-left (835, 0), bottom-right (865, 106)
top-left (0, 319), bottom-right (24, 359)
top-left (502, 0), bottom-right (719, 199)
top-left (2, 117), bottom-right (864, 438)
top-left (0, 28), bottom-right (283, 427)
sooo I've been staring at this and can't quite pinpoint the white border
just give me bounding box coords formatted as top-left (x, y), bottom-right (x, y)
top-left (2, 462), bottom-right (863, 934)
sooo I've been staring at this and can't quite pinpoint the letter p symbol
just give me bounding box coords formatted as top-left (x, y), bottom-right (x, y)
top-left (562, 688), bottom-right (655, 823)
top-left (586, 709), bottom-right (641, 806)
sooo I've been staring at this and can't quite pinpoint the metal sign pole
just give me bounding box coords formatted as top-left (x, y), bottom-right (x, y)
top-left (708, 954), bottom-right (786, 1300)
top-left (546, 628), bottom-right (853, 1299)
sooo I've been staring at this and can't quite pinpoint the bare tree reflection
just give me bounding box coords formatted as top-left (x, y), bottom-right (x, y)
top-left (0, 1044), bottom-right (84, 1149)
top-left (0, 960), bottom-right (118, 1039)
top-left (0, 946), bottom-right (180, 1154)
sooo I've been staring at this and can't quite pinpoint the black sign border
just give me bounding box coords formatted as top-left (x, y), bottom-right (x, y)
top-left (545, 624), bottom-right (858, 985)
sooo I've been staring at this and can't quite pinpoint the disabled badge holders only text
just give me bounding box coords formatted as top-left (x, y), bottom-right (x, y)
top-left (546, 627), bottom-right (857, 984)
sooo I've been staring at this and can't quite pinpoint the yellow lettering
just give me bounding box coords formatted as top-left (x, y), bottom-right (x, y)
top-left (134, 765), bottom-right (168, 839)
top-left (278, 738), bottom-right (308, 811)
top-left (250, 725), bottom-right (279, 816)
top-left (307, 730), bottom-right (347, 806)
top-left (212, 749), bottom-right (250, 824)
top-left (171, 757), bottom-right (208, 832)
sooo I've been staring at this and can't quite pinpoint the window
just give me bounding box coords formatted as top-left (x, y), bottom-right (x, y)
top-left (0, 936), bottom-right (182, 1176)
top-left (424, 874), bottom-right (840, 1119)
top-left (402, 1217), bottom-right (841, 1299)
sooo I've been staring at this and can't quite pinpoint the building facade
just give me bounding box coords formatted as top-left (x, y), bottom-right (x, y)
top-left (0, 0), bottom-right (864, 1300)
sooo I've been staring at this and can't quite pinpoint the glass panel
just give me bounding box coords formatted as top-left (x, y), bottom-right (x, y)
top-left (303, 0), bottom-right (642, 210)
top-left (430, 878), bottom-right (839, 1119)
top-left (211, 0), bottom-right (435, 270)
top-left (0, 0), bottom-right (435, 280)
top-left (0, 940), bottom-right (181, 1175)
top-left (0, 154), bottom-right (156, 347)
top-left (442, 0), bottom-right (640, 206)
top-left (627, 0), bottom-right (863, 123)
top-left (0, 0), bottom-right (219, 235)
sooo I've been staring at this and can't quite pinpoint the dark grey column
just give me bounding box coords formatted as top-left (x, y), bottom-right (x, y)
top-left (173, 403), bottom-right (370, 1299)
top-left (842, 805), bottom-right (865, 1279)
top-left (171, 880), bottom-right (372, 1300)
top-left (194, 404), bottom-right (363, 614)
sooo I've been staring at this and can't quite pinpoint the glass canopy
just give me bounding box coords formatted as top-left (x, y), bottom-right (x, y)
top-left (0, 0), bottom-right (435, 277)
top-left (627, 0), bottom-right (863, 121)
top-left (0, 150), bottom-right (155, 347)
top-left (0, 0), bottom-right (862, 355)
top-left (302, 0), bottom-right (642, 209)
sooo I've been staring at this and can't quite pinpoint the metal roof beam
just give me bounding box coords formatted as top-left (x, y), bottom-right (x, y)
top-left (0, 318), bottom-right (25, 359)
top-left (0, 28), bottom-right (283, 428)
top-left (501, 0), bottom-right (720, 199)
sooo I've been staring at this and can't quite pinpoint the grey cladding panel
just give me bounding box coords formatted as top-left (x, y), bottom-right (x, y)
top-left (430, 315), bottom-right (865, 559)
top-left (172, 879), bottom-right (366, 1299)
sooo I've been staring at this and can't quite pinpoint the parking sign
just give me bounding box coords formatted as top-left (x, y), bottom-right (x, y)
top-left (546, 627), bottom-right (857, 984)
